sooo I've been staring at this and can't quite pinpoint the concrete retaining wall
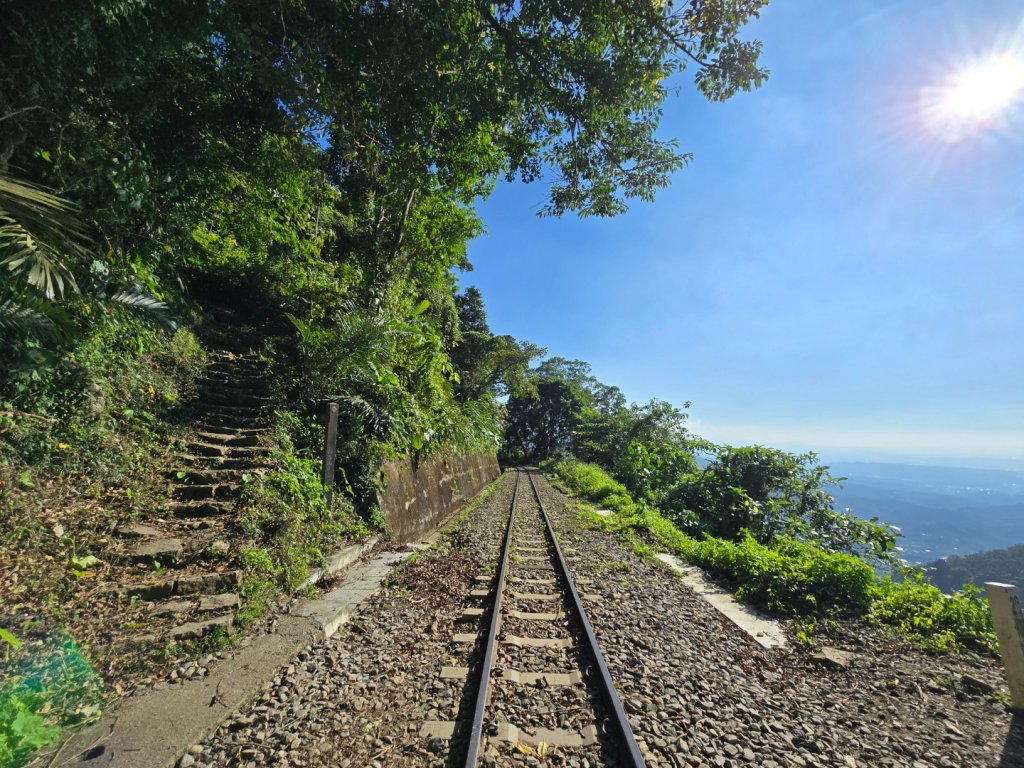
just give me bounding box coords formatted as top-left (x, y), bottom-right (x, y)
top-left (376, 452), bottom-right (500, 542)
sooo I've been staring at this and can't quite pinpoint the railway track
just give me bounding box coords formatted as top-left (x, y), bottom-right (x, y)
top-left (421, 469), bottom-right (646, 766)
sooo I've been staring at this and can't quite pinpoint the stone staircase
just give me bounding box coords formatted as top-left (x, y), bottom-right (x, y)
top-left (110, 328), bottom-right (277, 642)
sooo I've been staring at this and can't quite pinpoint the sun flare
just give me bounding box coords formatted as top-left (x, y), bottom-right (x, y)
top-left (921, 52), bottom-right (1024, 142)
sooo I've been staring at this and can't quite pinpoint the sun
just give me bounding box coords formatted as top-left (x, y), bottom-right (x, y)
top-left (921, 53), bottom-right (1024, 142)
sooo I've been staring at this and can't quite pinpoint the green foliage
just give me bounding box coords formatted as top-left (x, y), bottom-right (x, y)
top-left (2, 0), bottom-right (769, 511)
top-left (870, 576), bottom-right (996, 653)
top-left (503, 357), bottom-right (696, 481)
top-left (1, 320), bottom-right (206, 475)
top-left (289, 297), bottom-right (502, 470)
top-left (504, 379), bottom-right (586, 463)
top-left (0, 693), bottom-right (60, 767)
top-left (552, 458), bottom-right (995, 652)
top-left (0, 170), bottom-right (89, 300)
top-left (237, 411), bottom-right (367, 617)
top-left (554, 458), bottom-right (874, 615)
top-left (665, 445), bottom-right (900, 567)
top-left (1, 0), bottom-right (768, 419)
top-left (550, 458), bottom-right (640, 516)
top-left (0, 629), bottom-right (21, 660)
top-left (451, 288), bottom-right (543, 405)
top-left (683, 533), bottom-right (876, 616)
top-left (612, 440), bottom-right (699, 507)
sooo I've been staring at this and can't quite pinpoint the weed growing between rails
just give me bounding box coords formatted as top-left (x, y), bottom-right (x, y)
top-left (549, 459), bottom-right (997, 654)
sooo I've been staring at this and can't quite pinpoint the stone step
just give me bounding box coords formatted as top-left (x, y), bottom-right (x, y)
top-left (201, 379), bottom-right (265, 393)
top-left (151, 591), bottom-right (240, 620)
top-left (205, 354), bottom-right (263, 366)
top-left (197, 592), bottom-right (240, 614)
top-left (209, 352), bottom-right (261, 362)
top-left (183, 441), bottom-right (270, 458)
top-left (194, 412), bottom-right (271, 429)
top-left (200, 372), bottom-right (268, 386)
top-left (120, 569), bottom-right (242, 601)
top-left (175, 570), bottom-right (241, 595)
top-left (199, 379), bottom-right (269, 395)
top-left (169, 501), bottom-right (233, 518)
top-left (172, 484), bottom-right (238, 502)
top-left (195, 431), bottom-right (265, 448)
top-left (196, 391), bottom-right (274, 408)
top-left (192, 424), bottom-right (270, 437)
top-left (168, 614), bottom-right (233, 641)
top-left (196, 402), bottom-right (270, 416)
top-left (174, 455), bottom-right (265, 471)
top-left (129, 538), bottom-right (184, 565)
top-left (115, 523), bottom-right (164, 539)
top-left (203, 366), bottom-right (265, 380)
top-left (165, 468), bottom-right (244, 485)
top-left (200, 372), bottom-right (269, 387)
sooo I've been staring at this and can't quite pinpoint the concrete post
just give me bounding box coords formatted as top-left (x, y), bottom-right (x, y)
top-left (321, 402), bottom-right (339, 508)
top-left (985, 582), bottom-right (1024, 712)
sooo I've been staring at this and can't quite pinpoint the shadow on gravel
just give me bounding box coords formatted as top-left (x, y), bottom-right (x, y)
top-left (1001, 714), bottom-right (1024, 767)
top-left (999, 716), bottom-right (1024, 768)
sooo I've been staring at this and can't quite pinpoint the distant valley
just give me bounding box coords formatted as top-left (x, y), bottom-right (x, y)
top-left (827, 461), bottom-right (1024, 564)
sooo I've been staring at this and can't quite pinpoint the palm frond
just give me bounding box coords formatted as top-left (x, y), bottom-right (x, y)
top-left (0, 171), bottom-right (90, 299)
top-left (0, 292), bottom-right (74, 345)
top-left (108, 288), bottom-right (178, 331)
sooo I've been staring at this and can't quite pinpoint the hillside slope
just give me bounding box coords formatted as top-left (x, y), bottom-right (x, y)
top-left (927, 543), bottom-right (1024, 593)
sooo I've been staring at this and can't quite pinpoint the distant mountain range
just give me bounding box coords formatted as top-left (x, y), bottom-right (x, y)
top-left (826, 461), bottom-right (1024, 563)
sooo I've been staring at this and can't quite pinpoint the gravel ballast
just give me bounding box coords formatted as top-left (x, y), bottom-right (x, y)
top-left (191, 470), bottom-right (1024, 768)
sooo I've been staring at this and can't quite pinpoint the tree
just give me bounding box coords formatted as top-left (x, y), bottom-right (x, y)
top-left (455, 287), bottom-right (490, 335)
top-left (665, 446), bottom-right (900, 565)
top-left (503, 379), bottom-right (585, 463)
top-left (1, 0), bottom-right (770, 466)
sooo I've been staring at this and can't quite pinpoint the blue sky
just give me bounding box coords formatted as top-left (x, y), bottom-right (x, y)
top-left (461, 0), bottom-right (1024, 471)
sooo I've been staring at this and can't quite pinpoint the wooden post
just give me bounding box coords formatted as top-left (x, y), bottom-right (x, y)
top-left (985, 582), bottom-right (1024, 712)
top-left (322, 401), bottom-right (339, 508)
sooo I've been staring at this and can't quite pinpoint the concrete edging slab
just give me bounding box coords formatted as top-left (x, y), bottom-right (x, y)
top-left (654, 552), bottom-right (788, 650)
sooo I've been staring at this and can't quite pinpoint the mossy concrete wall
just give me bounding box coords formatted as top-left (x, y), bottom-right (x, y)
top-left (376, 453), bottom-right (500, 542)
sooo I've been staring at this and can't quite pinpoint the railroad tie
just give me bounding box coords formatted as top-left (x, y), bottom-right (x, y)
top-left (507, 609), bottom-right (559, 621)
top-left (510, 576), bottom-right (556, 586)
top-left (419, 721), bottom-right (599, 748)
top-left (496, 669), bottom-right (583, 686)
top-left (501, 634), bottom-right (574, 649)
top-left (510, 591), bottom-right (559, 601)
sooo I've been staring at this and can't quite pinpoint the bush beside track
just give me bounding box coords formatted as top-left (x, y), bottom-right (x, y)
top-left (547, 458), bottom-right (996, 654)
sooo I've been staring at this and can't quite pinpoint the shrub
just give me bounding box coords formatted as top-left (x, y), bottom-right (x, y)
top-left (1, 320), bottom-right (206, 474)
top-left (551, 458), bottom-right (641, 517)
top-left (551, 458), bottom-right (996, 652)
top-left (681, 533), bottom-right (875, 616)
top-left (870, 576), bottom-right (996, 653)
top-left (239, 410), bottom-right (367, 608)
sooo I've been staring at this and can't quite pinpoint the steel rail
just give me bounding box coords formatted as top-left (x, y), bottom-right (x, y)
top-left (463, 468), bottom-right (521, 766)
top-left (527, 470), bottom-right (648, 768)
